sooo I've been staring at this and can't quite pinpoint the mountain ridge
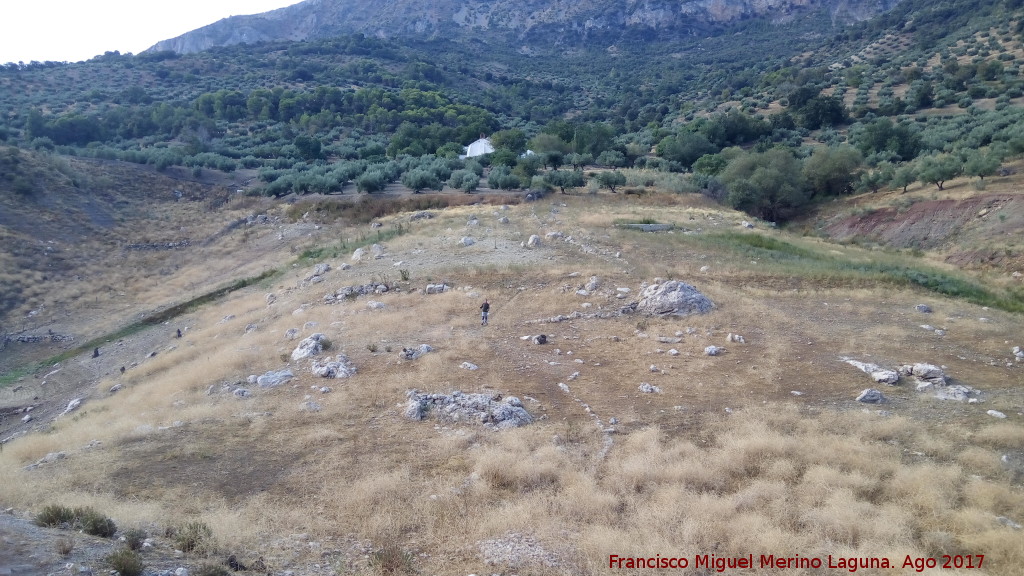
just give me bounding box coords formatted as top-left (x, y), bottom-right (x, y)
top-left (148, 0), bottom-right (902, 54)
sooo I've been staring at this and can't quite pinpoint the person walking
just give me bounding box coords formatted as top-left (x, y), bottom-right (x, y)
top-left (480, 299), bottom-right (490, 326)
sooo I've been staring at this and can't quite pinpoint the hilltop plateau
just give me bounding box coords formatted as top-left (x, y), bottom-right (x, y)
top-left (1, 0), bottom-right (1024, 573)
top-left (1, 159), bottom-right (1022, 574)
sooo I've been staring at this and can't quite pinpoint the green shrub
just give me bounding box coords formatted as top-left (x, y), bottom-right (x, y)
top-left (105, 548), bottom-right (145, 576)
top-left (174, 521), bottom-right (214, 554)
top-left (75, 507), bottom-right (117, 538)
top-left (123, 528), bottom-right (146, 551)
top-left (368, 542), bottom-right (416, 575)
top-left (35, 505), bottom-right (76, 528)
top-left (35, 505), bottom-right (116, 537)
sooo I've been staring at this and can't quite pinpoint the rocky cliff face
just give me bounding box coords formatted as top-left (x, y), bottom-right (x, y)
top-left (148, 0), bottom-right (902, 54)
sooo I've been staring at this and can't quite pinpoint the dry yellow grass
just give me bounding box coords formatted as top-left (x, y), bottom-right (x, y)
top-left (2, 192), bottom-right (1023, 575)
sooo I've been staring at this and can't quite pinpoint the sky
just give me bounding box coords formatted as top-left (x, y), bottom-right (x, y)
top-left (1, 1), bottom-right (303, 64)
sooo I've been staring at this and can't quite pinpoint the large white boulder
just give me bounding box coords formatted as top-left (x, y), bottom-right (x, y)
top-left (635, 280), bottom-right (714, 316)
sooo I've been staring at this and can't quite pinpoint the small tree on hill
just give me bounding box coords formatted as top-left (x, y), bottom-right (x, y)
top-left (917, 154), bottom-right (962, 190)
top-left (595, 170), bottom-right (627, 193)
top-left (544, 170), bottom-right (585, 194)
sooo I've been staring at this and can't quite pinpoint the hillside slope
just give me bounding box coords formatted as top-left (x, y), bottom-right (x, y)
top-left (148, 0), bottom-right (900, 53)
top-left (1, 187), bottom-right (1021, 576)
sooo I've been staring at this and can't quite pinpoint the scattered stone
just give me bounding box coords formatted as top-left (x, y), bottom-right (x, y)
top-left (527, 235), bottom-right (542, 248)
top-left (498, 216), bottom-right (510, 224)
top-left (856, 388), bottom-right (886, 404)
top-left (649, 364), bottom-right (659, 372)
top-left (370, 243), bottom-right (385, 259)
top-left (638, 382), bottom-right (662, 394)
top-left (266, 293), bottom-right (278, 305)
top-left (657, 336), bottom-right (682, 344)
top-left (233, 388), bottom-right (251, 398)
top-left (558, 382), bottom-right (570, 393)
top-left (257, 369), bottom-right (294, 388)
top-left (668, 349), bottom-right (680, 356)
top-left (727, 333), bottom-right (745, 344)
top-left (741, 221), bottom-right (755, 229)
top-left (404, 390), bottom-right (533, 428)
top-left (410, 211), bottom-right (434, 221)
top-left (568, 371), bottom-right (580, 381)
top-left (24, 451), bottom-right (67, 470)
top-left (632, 280), bottom-right (715, 317)
top-left (459, 236), bottom-right (476, 247)
top-left (351, 247), bottom-right (366, 261)
top-left (997, 516), bottom-right (1022, 530)
top-left (425, 283), bottom-right (449, 294)
top-left (906, 363), bottom-right (947, 386)
top-left (704, 346), bottom-right (724, 356)
top-left (533, 335), bottom-right (548, 345)
top-left (367, 300), bottom-right (385, 310)
top-left (915, 304), bottom-right (933, 313)
top-left (62, 398), bottom-right (83, 415)
top-left (478, 532), bottom-right (560, 569)
top-left (311, 262), bottom-right (331, 277)
top-left (467, 217), bottom-right (479, 227)
top-left (844, 359), bottom-right (900, 385)
top-left (311, 354), bottom-right (357, 378)
top-left (584, 276), bottom-right (601, 291)
top-left (301, 401), bottom-right (322, 412)
top-left (935, 385), bottom-right (975, 402)
top-left (399, 344), bottom-right (434, 360)
top-left (21, 414), bottom-right (32, 423)
top-left (1012, 346), bottom-right (1023, 362)
top-left (291, 333), bottom-right (330, 361)
top-left (790, 391), bottom-right (803, 396)
top-left (324, 282), bottom-right (390, 303)
top-left (699, 265), bottom-right (710, 273)
top-left (920, 324), bottom-right (935, 331)
top-left (285, 328), bottom-right (300, 340)
top-left (987, 410), bottom-right (1008, 419)
top-left (460, 362), bottom-right (480, 371)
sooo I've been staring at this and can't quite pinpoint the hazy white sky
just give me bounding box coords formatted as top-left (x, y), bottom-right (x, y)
top-left (1, 1), bottom-right (302, 64)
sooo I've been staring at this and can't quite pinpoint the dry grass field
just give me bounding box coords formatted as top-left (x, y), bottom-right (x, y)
top-left (1, 168), bottom-right (1023, 575)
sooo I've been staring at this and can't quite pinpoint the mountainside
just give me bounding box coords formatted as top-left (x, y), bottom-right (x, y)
top-left (148, 0), bottom-right (901, 54)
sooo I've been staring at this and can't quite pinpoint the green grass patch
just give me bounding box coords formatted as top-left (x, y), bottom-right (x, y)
top-left (704, 231), bottom-right (1024, 313)
top-left (296, 222), bottom-right (409, 264)
top-left (613, 217), bottom-right (662, 225)
top-left (0, 269), bottom-right (283, 388)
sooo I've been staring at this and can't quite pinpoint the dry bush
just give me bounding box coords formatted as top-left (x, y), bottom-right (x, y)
top-left (973, 422), bottom-right (1024, 450)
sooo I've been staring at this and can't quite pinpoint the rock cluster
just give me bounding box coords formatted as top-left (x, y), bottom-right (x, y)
top-left (351, 243), bottom-right (386, 261)
top-left (844, 359), bottom-right (900, 385)
top-left (311, 354), bottom-right (357, 378)
top-left (256, 369), bottom-right (294, 388)
top-left (399, 344), bottom-right (434, 360)
top-left (323, 282), bottom-right (390, 304)
top-left (404, 390), bottom-right (533, 429)
top-left (632, 280), bottom-right (715, 317)
top-left (291, 333), bottom-right (330, 361)
top-left (303, 262), bottom-right (331, 285)
top-left (856, 388), bottom-right (887, 404)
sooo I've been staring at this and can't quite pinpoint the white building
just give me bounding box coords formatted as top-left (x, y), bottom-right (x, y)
top-left (461, 137), bottom-right (494, 159)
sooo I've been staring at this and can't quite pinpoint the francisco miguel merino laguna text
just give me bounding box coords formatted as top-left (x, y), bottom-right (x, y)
top-left (608, 553), bottom-right (985, 572)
